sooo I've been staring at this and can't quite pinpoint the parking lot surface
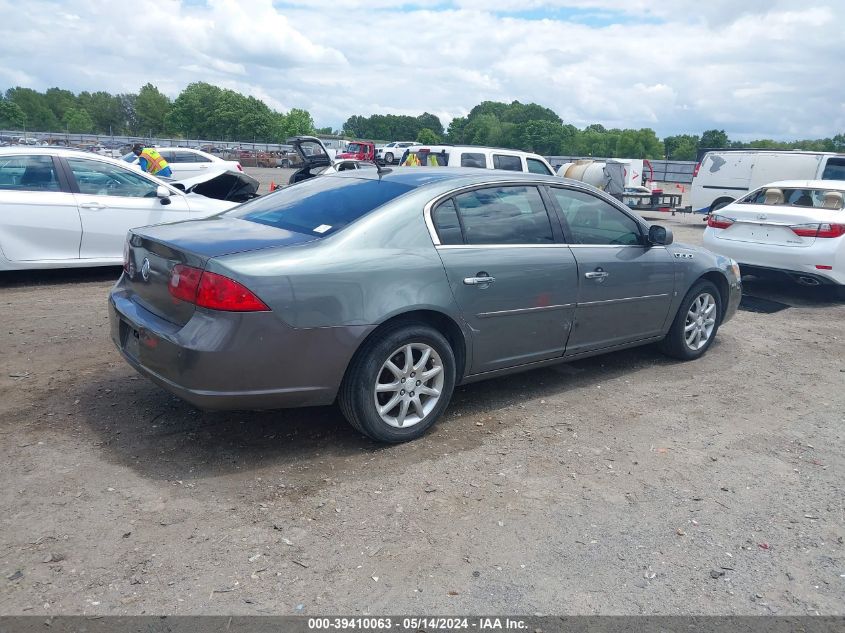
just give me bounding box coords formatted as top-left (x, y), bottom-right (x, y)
top-left (0, 212), bottom-right (843, 615)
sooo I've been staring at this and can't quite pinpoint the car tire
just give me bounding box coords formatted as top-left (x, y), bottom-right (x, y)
top-left (384, 152), bottom-right (394, 165)
top-left (339, 322), bottom-right (456, 443)
top-left (658, 280), bottom-right (723, 360)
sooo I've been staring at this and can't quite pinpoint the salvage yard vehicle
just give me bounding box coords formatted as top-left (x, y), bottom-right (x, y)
top-left (690, 149), bottom-right (845, 214)
top-left (122, 146), bottom-right (245, 179)
top-left (377, 141), bottom-right (421, 165)
top-left (110, 168), bottom-right (741, 443)
top-left (337, 141), bottom-right (376, 162)
top-left (400, 145), bottom-right (555, 175)
top-left (703, 179), bottom-right (845, 294)
top-left (0, 148), bottom-right (244, 270)
top-left (286, 136), bottom-right (376, 184)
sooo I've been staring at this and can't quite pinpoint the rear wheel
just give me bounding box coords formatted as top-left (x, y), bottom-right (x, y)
top-left (339, 323), bottom-right (456, 443)
top-left (659, 280), bottom-right (722, 360)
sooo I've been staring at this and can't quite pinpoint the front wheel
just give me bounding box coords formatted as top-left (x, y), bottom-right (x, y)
top-left (384, 152), bottom-right (394, 164)
top-left (659, 280), bottom-right (722, 360)
top-left (338, 323), bottom-right (456, 443)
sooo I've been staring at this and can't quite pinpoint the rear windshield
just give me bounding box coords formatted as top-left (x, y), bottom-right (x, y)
top-left (401, 150), bottom-right (449, 167)
top-left (740, 187), bottom-right (844, 209)
top-left (226, 176), bottom-right (413, 237)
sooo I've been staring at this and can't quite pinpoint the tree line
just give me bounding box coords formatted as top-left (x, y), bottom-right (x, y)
top-left (2, 83), bottom-right (843, 159)
top-left (346, 100), bottom-right (845, 160)
top-left (0, 83), bottom-right (316, 142)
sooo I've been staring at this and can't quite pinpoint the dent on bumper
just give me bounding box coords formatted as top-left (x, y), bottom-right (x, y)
top-left (109, 290), bottom-right (373, 410)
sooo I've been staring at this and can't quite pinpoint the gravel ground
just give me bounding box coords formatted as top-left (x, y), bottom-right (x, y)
top-left (0, 210), bottom-right (843, 616)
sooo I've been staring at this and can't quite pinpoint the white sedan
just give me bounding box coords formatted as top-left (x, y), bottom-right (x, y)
top-left (0, 147), bottom-right (239, 270)
top-left (702, 179), bottom-right (845, 293)
top-left (121, 146), bottom-right (244, 179)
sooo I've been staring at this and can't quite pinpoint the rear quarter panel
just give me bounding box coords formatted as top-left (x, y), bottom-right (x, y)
top-left (208, 187), bottom-right (463, 329)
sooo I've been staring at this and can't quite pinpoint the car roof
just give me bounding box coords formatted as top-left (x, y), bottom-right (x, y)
top-left (0, 146), bottom-right (122, 160)
top-left (322, 166), bottom-right (569, 189)
top-left (758, 179), bottom-right (845, 189)
top-left (407, 144), bottom-right (548, 159)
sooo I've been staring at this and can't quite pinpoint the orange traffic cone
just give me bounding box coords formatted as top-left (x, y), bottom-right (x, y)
top-left (269, 181), bottom-right (277, 192)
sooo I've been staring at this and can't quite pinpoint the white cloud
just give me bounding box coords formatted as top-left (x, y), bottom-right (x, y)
top-left (0, 0), bottom-right (842, 140)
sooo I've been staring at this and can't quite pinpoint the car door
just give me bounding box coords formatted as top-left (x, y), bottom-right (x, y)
top-left (63, 156), bottom-right (191, 261)
top-left (546, 186), bottom-right (675, 356)
top-left (0, 153), bottom-right (81, 262)
top-left (430, 184), bottom-right (578, 374)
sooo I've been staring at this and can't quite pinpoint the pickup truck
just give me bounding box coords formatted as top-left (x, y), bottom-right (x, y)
top-left (337, 141), bottom-right (375, 162)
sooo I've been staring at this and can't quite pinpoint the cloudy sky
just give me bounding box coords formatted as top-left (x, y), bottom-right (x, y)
top-left (1, 0), bottom-right (843, 139)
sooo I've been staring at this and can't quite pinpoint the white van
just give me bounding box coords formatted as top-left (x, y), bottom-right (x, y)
top-left (399, 145), bottom-right (555, 175)
top-left (690, 150), bottom-right (845, 213)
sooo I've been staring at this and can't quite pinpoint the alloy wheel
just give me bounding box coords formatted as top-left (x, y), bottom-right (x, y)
top-left (373, 343), bottom-right (444, 428)
top-left (684, 292), bottom-right (717, 351)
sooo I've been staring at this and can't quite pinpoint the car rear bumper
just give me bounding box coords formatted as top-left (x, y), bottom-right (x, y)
top-left (704, 231), bottom-right (845, 285)
top-left (109, 288), bottom-right (373, 410)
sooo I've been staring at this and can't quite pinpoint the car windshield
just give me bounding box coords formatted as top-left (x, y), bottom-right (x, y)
top-left (226, 175), bottom-right (414, 237)
top-left (121, 152), bottom-right (137, 162)
top-left (345, 143), bottom-right (364, 153)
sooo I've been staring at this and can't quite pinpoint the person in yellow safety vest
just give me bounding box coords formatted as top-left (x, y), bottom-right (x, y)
top-left (401, 152), bottom-right (421, 167)
top-left (427, 153), bottom-right (439, 166)
top-left (131, 144), bottom-right (173, 178)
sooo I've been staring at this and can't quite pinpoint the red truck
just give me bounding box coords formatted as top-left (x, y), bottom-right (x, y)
top-left (337, 141), bottom-right (375, 162)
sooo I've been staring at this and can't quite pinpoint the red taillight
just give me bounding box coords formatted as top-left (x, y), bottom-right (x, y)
top-left (693, 162), bottom-right (701, 178)
top-left (236, 163), bottom-right (243, 172)
top-left (816, 265), bottom-right (833, 270)
top-left (707, 214), bottom-right (734, 229)
top-left (790, 223), bottom-right (845, 238)
top-left (168, 264), bottom-right (269, 312)
top-left (169, 264), bottom-right (202, 303)
top-left (123, 240), bottom-right (130, 274)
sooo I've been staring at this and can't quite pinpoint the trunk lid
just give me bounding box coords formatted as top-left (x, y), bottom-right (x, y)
top-left (124, 216), bottom-right (315, 326)
top-left (713, 203), bottom-right (823, 247)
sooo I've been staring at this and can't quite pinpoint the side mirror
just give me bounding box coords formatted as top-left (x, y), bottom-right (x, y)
top-left (156, 185), bottom-right (172, 205)
top-left (648, 224), bottom-right (673, 246)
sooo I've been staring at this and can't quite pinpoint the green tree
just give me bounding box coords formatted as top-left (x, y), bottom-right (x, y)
top-left (416, 128), bottom-right (440, 144)
top-left (664, 134), bottom-right (699, 160)
top-left (700, 129), bottom-right (729, 149)
top-left (44, 88), bottom-right (77, 122)
top-left (135, 83), bottom-right (171, 135)
top-left (6, 87), bottom-right (58, 130)
top-left (62, 107), bottom-right (94, 133)
top-left (0, 98), bottom-right (26, 128)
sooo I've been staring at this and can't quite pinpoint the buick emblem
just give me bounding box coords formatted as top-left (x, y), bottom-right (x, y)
top-left (140, 258), bottom-right (151, 281)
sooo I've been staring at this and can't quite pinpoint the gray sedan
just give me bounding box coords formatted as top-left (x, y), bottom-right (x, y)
top-left (110, 169), bottom-right (741, 442)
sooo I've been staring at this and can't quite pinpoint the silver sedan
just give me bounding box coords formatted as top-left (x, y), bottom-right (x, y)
top-left (110, 168), bottom-right (741, 442)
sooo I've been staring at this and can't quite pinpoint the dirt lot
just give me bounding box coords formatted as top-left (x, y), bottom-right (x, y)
top-left (1, 214), bottom-right (843, 616)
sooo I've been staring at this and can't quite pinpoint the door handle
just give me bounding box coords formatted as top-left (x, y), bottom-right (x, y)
top-left (464, 274), bottom-right (496, 286)
top-left (199, 164), bottom-right (208, 168)
top-left (79, 202), bottom-right (106, 210)
top-left (584, 270), bottom-right (609, 280)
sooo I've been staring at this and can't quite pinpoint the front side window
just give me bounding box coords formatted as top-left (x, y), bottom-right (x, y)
top-left (551, 188), bottom-right (642, 245)
top-left (67, 158), bottom-right (159, 198)
top-left (228, 175), bottom-right (413, 237)
top-left (0, 155), bottom-right (61, 192)
top-left (527, 158), bottom-right (552, 175)
top-left (451, 186), bottom-right (553, 245)
top-left (492, 154), bottom-right (523, 172)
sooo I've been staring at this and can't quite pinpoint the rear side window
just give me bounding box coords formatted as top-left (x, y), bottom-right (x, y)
top-left (228, 176), bottom-right (413, 237)
top-left (0, 155), bottom-right (61, 192)
top-left (451, 186), bottom-right (553, 245)
top-left (822, 158), bottom-right (845, 180)
top-left (177, 151), bottom-right (210, 163)
top-left (493, 154), bottom-right (523, 172)
top-left (527, 158), bottom-right (552, 175)
top-left (432, 199), bottom-right (463, 245)
top-left (460, 153), bottom-right (486, 168)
